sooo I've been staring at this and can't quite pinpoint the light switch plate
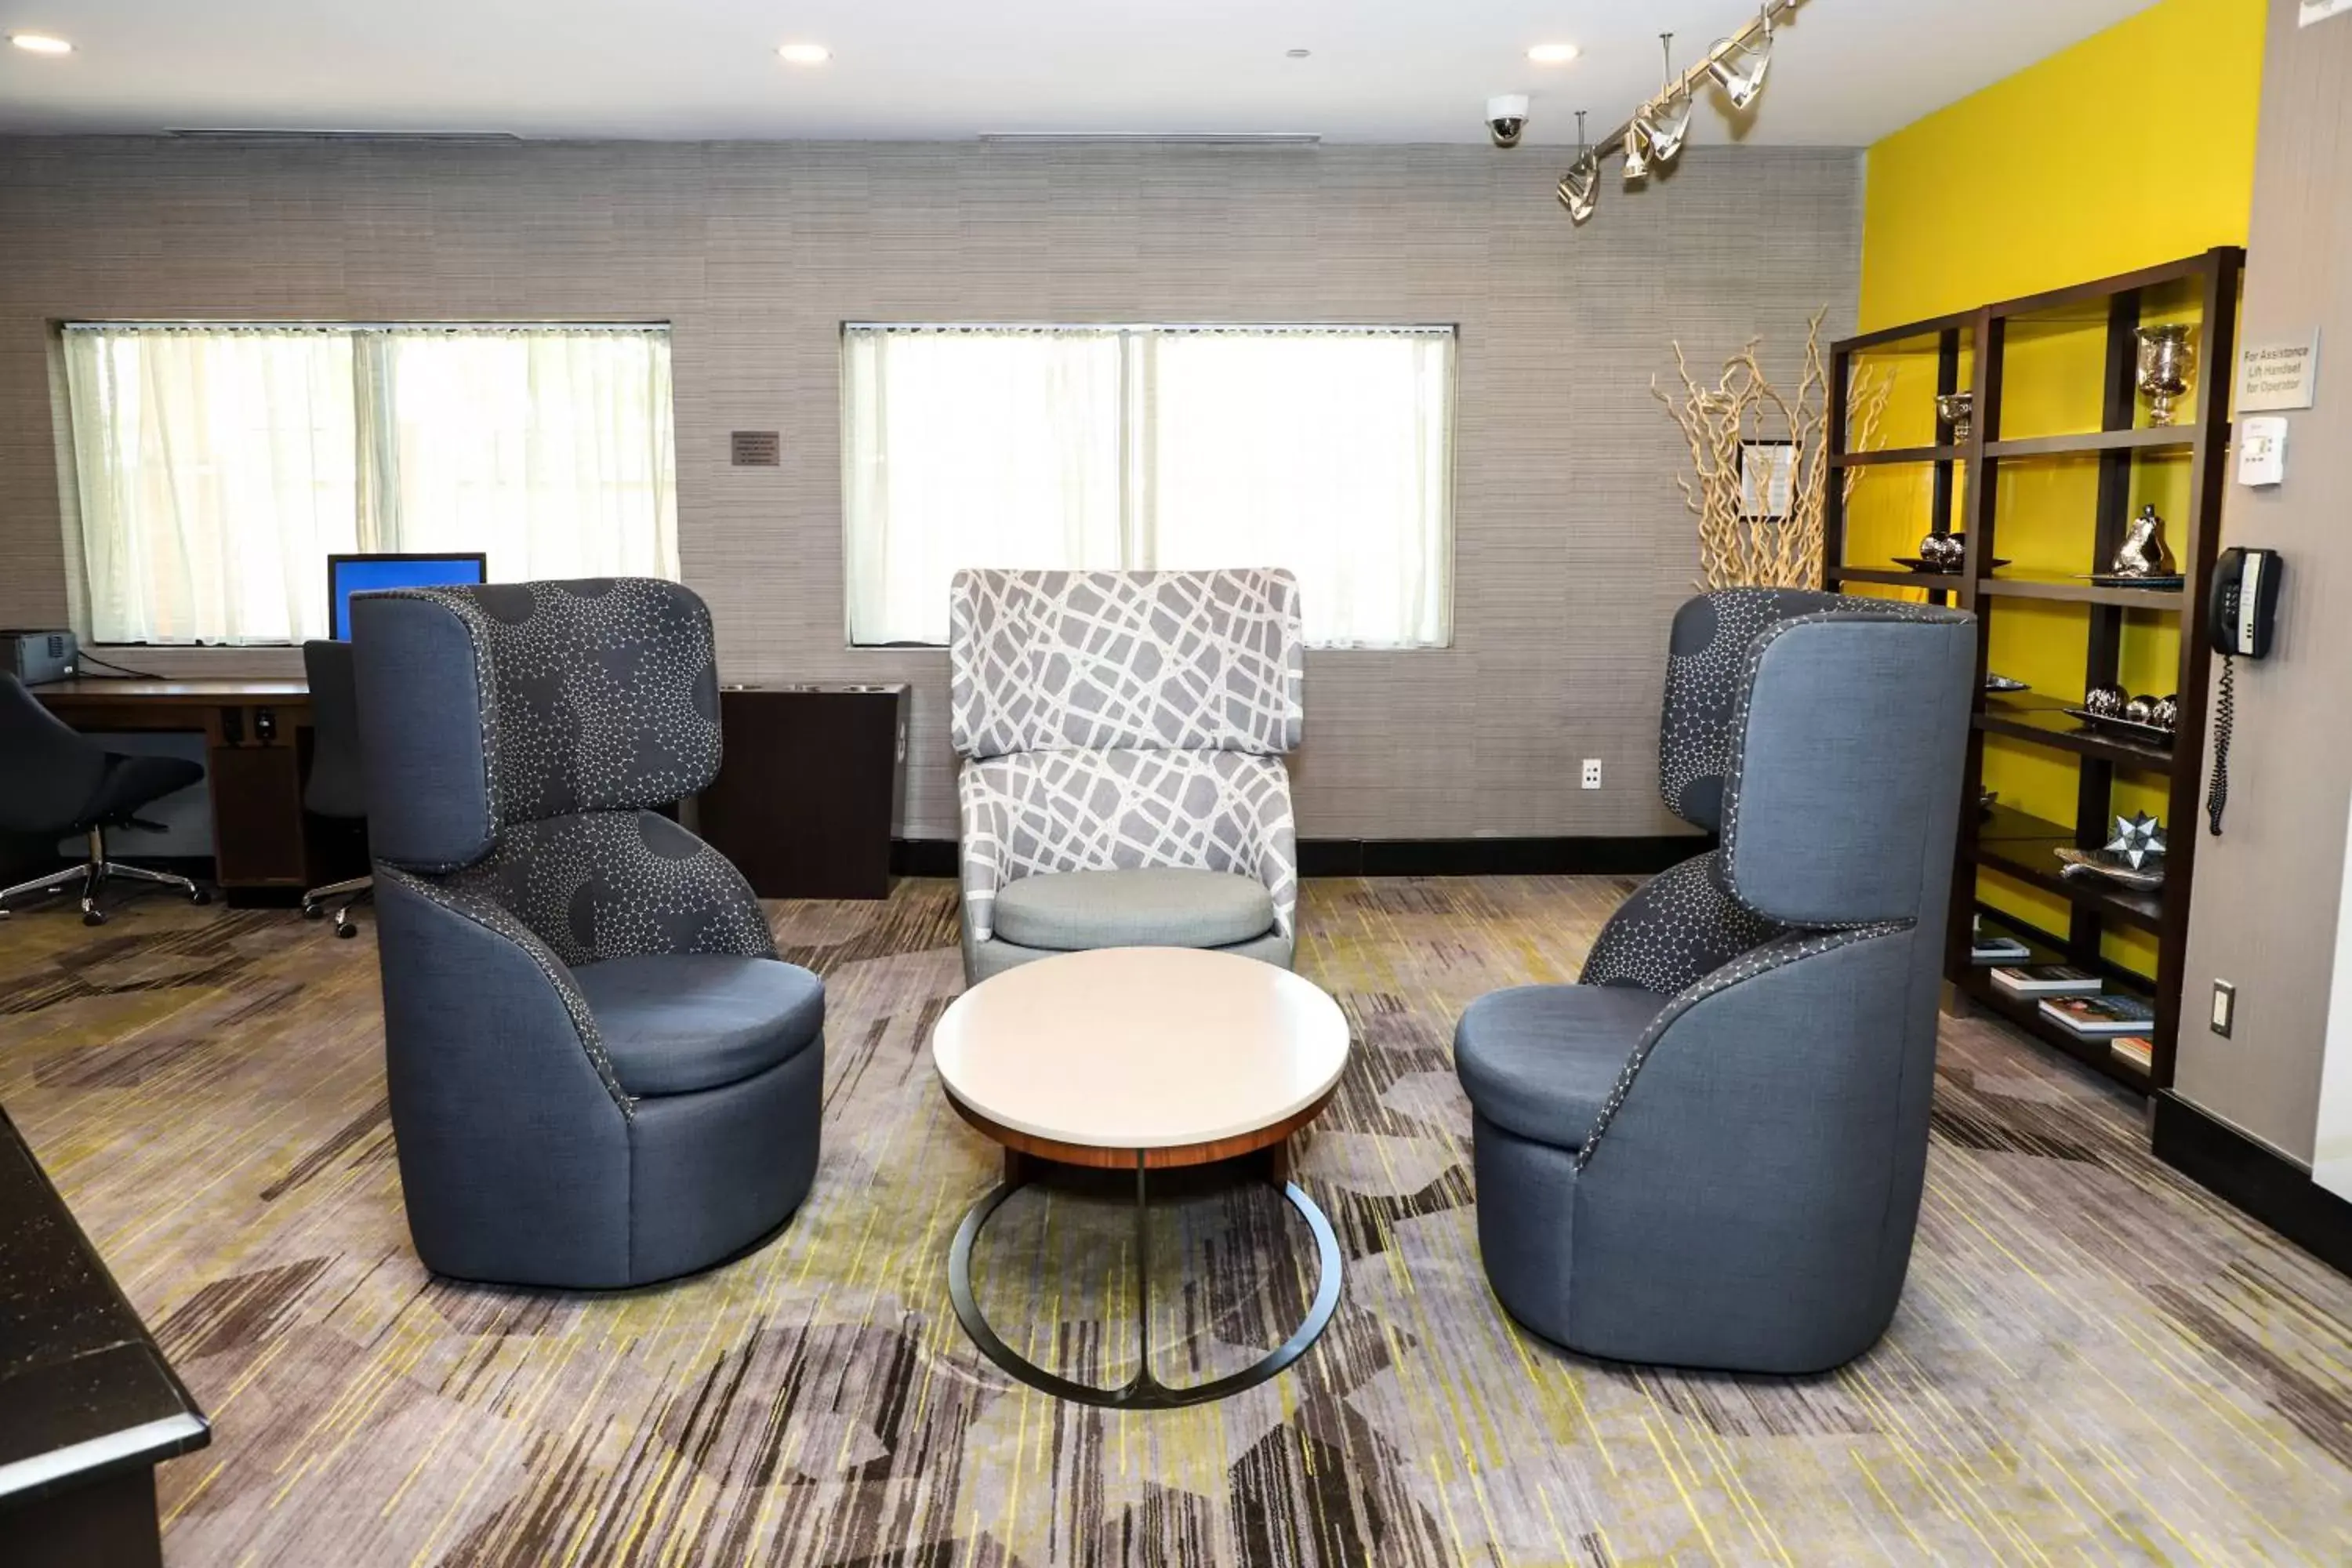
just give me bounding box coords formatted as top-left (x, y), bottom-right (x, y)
top-left (2212, 979), bottom-right (2237, 1037)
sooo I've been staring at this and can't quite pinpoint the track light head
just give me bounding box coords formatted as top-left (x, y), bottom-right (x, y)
top-left (1558, 157), bottom-right (1599, 222)
top-left (1707, 12), bottom-right (1773, 110)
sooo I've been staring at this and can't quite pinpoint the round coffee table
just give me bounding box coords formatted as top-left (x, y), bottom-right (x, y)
top-left (932, 946), bottom-right (1350, 1410)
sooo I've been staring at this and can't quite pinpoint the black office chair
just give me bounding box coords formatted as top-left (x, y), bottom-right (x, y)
top-left (0, 674), bottom-right (212, 925)
top-left (299, 640), bottom-right (372, 938)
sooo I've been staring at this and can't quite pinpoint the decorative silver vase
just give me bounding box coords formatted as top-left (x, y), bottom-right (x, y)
top-left (2111, 504), bottom-right (2177, 578)
top-left (2136, 325), bottom-right (2195, 426)
top-left (1936, 392), bottom-right (1973, 445)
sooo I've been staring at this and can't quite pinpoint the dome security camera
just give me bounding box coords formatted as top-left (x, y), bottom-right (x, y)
top-left (1486, 95), bottom-right (1530, 149)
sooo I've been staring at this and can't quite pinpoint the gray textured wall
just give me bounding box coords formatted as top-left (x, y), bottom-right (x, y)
top-left (2175, 1), bottom-right (2352, 1163)
top-left (0, 137), bottom-right (1861, 840)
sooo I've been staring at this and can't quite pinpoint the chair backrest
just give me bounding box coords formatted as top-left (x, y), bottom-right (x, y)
top-left (348, 579), bottom-right (723, 873)
top-left (948, 568), bottom-right (1303, 761)
top-left (1657, 588), bottom-right (1855, 831)
top-left (0, 674), bottom-right (107, 836)
top-left (1713, 602), bottom-right (1976, 927)
top-left (300, 640), bottom-right (368, 821)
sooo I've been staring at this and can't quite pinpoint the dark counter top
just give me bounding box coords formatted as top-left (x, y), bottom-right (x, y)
top-left (0, 1105), bottom-right (209, 1507)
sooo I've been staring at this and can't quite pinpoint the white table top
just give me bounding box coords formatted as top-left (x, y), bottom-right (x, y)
top-left (931, 947), bottom-right (1352, 1151)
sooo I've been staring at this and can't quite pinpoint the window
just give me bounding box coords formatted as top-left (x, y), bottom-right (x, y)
top-left (63, 324), bottom-right (678, 644)
top-left (842, 325), bottom-right (1454, 648)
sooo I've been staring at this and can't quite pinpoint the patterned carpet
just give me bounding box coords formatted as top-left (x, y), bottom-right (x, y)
top-left (5, 876), bottom-right (2352, 1565)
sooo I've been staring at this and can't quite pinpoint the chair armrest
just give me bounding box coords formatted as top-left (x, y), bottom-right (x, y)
top-left (1574, 920), bottom-right (1906, 1171)
top-left (376, 863), bottom-right (634, 1114)
top-left (957, 750), bottom-right (1298, 943)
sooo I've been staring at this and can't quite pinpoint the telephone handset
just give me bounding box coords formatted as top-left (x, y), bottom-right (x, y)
top-left (2205, 547), bottom-right (2285, 836)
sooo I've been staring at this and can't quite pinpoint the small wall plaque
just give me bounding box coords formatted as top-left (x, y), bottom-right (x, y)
top-left (731, 430), bottom-right (782, 466)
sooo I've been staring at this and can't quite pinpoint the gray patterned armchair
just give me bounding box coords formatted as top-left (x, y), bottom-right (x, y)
top-left (1454, 589), bottom-right (1975, 1374)
top-left (949, 568), bottom-right (1304, 983)
top-left (350, 579), bottom-right (825, 1289)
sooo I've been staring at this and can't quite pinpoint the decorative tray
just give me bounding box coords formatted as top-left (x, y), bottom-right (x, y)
top-left (2063, 708), bottom-right (2176, 746)
top-left (1893, 557), bottom-right (2011, 573)
top-left (1984, 674), bottom-right (2031, 694)
top-left (2082, 573), bottom-right (2185, 590)
top-left (2055, 848), bottom-right (2165, 891)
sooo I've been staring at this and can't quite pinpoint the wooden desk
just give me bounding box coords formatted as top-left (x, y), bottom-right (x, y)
top-left (0, 1106), bottom-right (210, 1566)
top-left (34, 679), bottom-right (322, 898)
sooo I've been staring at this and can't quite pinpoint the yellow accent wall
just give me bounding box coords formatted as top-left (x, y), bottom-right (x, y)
top-left (1850, 0), bottom-right (2267, 972)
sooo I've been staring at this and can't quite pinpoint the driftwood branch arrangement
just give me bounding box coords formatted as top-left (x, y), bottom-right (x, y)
top-left (1654, 308), bottom-right (1888, 590)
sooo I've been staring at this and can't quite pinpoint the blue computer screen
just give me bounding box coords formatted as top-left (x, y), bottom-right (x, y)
top-left (328, 554), bottom-right (488, 640)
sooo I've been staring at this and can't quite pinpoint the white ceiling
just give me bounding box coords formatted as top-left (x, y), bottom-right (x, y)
top-left (0, 0), bottom-right (2158, 148)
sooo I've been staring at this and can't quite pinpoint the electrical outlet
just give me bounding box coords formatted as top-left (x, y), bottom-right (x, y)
top-left (1581, 758), bottom-right (1603, 791)
top-left (2211, 979), bottom-right (2236, 1038)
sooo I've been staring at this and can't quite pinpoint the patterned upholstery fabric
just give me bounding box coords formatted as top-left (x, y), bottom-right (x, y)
top-left (1577, 851), bottom-right (1785, 994)
top-left (1657, 588), bottom-right (1849, 830)
top-left (949, 568), bottom-right (1304, 760)
top-left (949, 570), bottom-right (1304, 958)
top-left (379, 578), bottom-right (723, 835)
top-left (960, 750), bottom-right (1297, 944)
top-left (446, 809), bottom-right (776, 971)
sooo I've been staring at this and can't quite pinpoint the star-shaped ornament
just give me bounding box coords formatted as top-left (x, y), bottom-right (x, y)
top-left (2106, 811), bottom-right (2167, 870)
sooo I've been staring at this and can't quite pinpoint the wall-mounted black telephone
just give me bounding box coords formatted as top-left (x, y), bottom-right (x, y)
top-left (2205, 546), bottom-right (2285, 836)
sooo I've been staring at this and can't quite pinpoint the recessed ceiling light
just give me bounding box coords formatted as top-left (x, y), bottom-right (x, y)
top-left (9, 33), bottom-right (73, 54)
top-left (1286, 48), bottom-right (1312, 59)
top-left (777, 42), bottom-right (830, 65)
top-left (1526, 43), bottom-right (1581, 65)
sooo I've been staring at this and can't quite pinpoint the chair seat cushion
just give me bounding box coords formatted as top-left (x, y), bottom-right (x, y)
top-left (85, 752), bottom-right (206, 826)
top-left (1454, 983), bottom-right (1670, 1149)
top-left (572, 953), bottom-right (824, 1098)
top-left (992, 868), bottom-right (1275, 952)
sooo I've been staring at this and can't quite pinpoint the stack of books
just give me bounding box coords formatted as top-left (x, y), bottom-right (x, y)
top-left (1987, 965), bottom-right (2157, 1069)
top-left (1969, 918), bottom-right (2031, 966)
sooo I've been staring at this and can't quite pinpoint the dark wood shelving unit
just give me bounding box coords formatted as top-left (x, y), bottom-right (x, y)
top-left (1824, 245), bottom-right (2244, 1094)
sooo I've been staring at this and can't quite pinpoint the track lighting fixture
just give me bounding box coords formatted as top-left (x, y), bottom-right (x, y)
top-left (1633, 35), bottom-right (1693, 169)
top-left (1557, 111), bottom-right (1599, 222)
top-left (1553, 1), bottom-right (1798, 226)
top-left (1707, 10), bottom-right (1774, 110)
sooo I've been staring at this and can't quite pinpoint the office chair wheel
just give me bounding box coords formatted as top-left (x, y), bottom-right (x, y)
top-left (82, 909), bottom-right (107, 927)
top-left (336, 921), bottom-right (359, 940)
top-left (303, 902), bottom-right (324, 920)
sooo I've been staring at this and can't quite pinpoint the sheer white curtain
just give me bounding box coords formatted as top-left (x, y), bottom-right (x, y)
top-left (841, 324), bottom-right (1454, 648)
top-left (64, 327), bottom-right (359, 644)
top-left (368, 328), bottom-right (678, 580)
top-left (843, 328), bottom-right (1125, 645)
top-left (63, 323), bottom-right (678, 644)
top-left (1138, 331), bottom-right (1453, 648)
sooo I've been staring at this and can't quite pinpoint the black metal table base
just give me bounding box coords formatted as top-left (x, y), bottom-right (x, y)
top-left (947, 1150), bottom-right (1344, 1409)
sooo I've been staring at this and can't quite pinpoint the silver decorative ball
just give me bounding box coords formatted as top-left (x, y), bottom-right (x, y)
top-left (2124, 695), bottom-right (2155, 726)
top-left (2084, 684), bottom-right (2129, 717)
top-left (2150, 694), bottom-right (2180, 731)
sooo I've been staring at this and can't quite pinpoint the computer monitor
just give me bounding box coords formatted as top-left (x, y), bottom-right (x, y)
top-left (326, 553), bottom-right (488, 641)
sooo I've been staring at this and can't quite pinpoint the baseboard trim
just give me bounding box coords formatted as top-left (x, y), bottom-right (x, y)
top-left (890, 836), bottom-right (1707, 880)
top-left (2152, 1091), bottom-right (2352, 1278)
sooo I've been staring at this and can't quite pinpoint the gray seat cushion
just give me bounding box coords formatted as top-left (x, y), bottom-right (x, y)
top-left (1454, 983), bottom-right (1669, 1150)
top-left (992, 868), bottom-right (1276, 952)
top-left (572, 953), bottom-right (824, 1098)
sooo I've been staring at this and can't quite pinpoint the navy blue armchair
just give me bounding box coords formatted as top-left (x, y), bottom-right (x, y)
top-left (1455, 589), bottom-right (1975, 1374)
top-left (351, 579), bottom-right (824, 1289)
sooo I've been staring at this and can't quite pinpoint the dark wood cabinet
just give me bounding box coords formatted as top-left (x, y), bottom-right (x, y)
top-left (693, 684), bottom-right (909, 900)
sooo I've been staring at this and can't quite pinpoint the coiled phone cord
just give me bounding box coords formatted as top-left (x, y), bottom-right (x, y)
top-left (2206, 654), bottom-right (2234, 837)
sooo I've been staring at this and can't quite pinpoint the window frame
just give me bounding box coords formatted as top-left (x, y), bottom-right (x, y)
top-left (837, 320), bottom-right (1459, 653)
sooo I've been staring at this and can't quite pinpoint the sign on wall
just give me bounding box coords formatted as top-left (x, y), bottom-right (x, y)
top-left (2303, 0), bottom-right (2352, 27)
top-left (2238, 334), bottom-right (2322, 412)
